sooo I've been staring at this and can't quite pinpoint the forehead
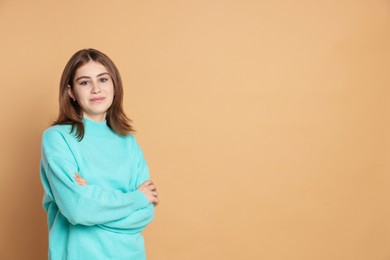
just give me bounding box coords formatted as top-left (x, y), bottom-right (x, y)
top-left (75, 61), bottom-right (108, 78)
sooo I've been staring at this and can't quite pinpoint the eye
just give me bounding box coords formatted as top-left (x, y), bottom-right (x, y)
top-left (100, 77), bottom-right (109, 83)
top-left (79, 80), bottom-right (89, 86)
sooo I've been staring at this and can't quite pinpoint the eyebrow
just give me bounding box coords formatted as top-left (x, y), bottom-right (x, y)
top-left (75, 72), bottom-right (110, 81)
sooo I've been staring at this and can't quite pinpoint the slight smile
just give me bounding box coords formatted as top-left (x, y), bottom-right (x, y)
top-left (90, 97), bottom-right (105, 102)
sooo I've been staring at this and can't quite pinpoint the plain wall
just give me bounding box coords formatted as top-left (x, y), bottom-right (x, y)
top-left (0, 0), bottom-right (389, 259)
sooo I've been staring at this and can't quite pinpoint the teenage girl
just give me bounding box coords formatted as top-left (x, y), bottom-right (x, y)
top-left (40, 49), bottom-right (158, 259)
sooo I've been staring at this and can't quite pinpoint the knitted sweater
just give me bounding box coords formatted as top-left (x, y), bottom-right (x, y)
top-left (40, 117), bottom-right (154, 260)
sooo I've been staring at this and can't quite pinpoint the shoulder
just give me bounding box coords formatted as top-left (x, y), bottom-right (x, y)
top-left (116, 131), bottom-right (136, 142)
top-left (126, 134), bottom-right (142, 148)
top-left (117, 133), bottom-right (140, 151)
top-left (41, 124), bottom-right (79, 160)
top-left (126, 133), bottom-right (137, 143)
top-left (118, 133), bottom-right (144, 155)
top-left (42, 124), bottom-right (76, 145)
top-left (43, 124), bottom-right (71, 138)
top-left (128, 134), bottom-right (146, 158)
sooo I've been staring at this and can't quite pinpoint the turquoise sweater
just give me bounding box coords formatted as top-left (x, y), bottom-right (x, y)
top-left (40, 117), bottom-right (154, 260)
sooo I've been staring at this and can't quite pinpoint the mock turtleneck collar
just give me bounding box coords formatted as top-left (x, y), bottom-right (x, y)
top-left (82, 117), bottom-right (112, 137)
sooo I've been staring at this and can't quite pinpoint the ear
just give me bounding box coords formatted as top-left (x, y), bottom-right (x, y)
top-left (67, 85), bottom-right (75, 100)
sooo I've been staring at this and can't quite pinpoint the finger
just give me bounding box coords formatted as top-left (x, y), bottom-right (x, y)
top-left (75, 173), bottom-right (86, 180)
top-left (74, 174), bottom-right (85, 181)
top-left (143, 180), bottom-right (152, 186)
top-left (76, 180), bottom-right (87, 185)
top-left (75, 174), bottom-right (86, 181)
top-left (74, 176), bottom-right (87, 185)
top-left (147, 180), bottom-right (156, 186)
top-left (74, 176), bottom-right (86, 183)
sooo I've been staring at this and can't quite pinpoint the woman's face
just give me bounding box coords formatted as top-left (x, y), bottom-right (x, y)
top-left (68, 61), bottom-right (115, 122)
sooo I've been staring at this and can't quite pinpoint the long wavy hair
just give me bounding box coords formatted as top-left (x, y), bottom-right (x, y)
top-left (53, 48), bottom-right (135, 141)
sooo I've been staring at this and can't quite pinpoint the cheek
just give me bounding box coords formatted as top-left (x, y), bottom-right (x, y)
top-left (109, 84), bottom-right (115, 95)
top-left (106, 85), bottom-right (115, 104)
top-left (73, 87), bottom-right (88, 99)
top-left (107, 85), bottom-right (115, 98)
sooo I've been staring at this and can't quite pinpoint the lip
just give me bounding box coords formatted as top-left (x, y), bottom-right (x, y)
top-left (90, 97), bottom-right (105, 102)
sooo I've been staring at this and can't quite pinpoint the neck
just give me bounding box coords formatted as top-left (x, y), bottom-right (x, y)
top-left (82, 113), bottom-right (106, 122)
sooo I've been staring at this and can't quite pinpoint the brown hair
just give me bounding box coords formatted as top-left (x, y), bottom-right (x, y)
top-left (53, 48), bottom-right (135, 141)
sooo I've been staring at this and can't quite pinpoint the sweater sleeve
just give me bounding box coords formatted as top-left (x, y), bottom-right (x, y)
top-left (96, 137), bottom-right (155, 233)
top-left (41, 129), bottom-right (150, 226)
top-left (134, 136), bottom-right (153, 188)
top-left (97, 204), bottom-right (154, 234)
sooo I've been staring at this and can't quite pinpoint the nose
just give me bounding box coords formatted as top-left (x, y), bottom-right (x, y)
top-left (91, 81), bottom-right (101, 94)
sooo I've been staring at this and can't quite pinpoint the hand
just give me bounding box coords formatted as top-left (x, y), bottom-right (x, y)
top-left (74, 173), bottom-right (87, 186)
top-left (137, 180), bottom-right (159, 206)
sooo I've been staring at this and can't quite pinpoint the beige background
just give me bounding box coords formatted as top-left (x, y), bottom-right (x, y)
top-left (0, 0), bottom-right (389, 259)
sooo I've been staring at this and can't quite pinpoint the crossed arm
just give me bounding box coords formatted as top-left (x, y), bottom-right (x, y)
top-left (74, 173), bottom-right (159, 206)
top-left (41, 129), bottom-right (158, 234)
top-left (73, 173), bottom-right (159, 233)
